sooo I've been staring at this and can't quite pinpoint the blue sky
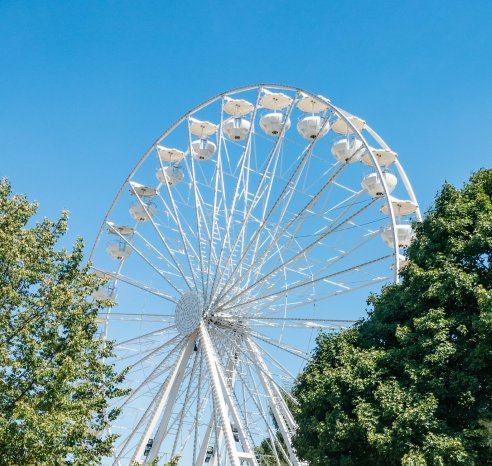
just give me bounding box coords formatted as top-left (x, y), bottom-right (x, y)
top-left (1, 0), bottom-right (491, 249)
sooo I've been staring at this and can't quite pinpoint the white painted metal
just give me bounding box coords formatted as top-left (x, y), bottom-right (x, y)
top-left (361, 171), bottom-right (398, 197)
top-left (380, 197), bottom-right (418, 216)
top-left (106, 241), bottom-right (132, 260)
top-left (191, 139), bottom-right (217, 160)
top-left (199, 324), bottom-right (243, 466)
top-left (260, 112), bottom-right (291, 136)
top-left (331, 115), bottom-right (365, 134)
top-left (296, 115), bottom-right (329, 140)
top-left (156, 165), bottom-right (185, 186)
top-left (297, 93), bottom-right (329, 113)
top-left (222, 117), bottom-right (251, 141)
top-left (361, 147), bottom-right (397, 166)
top-left (381, 223), bottom-right (414, 248)
top-left (145, 335), bottom-right (197, 463)
top-left (90, 84), bottom-right (421, 465)
top-left (246, 337), bottom-right (300, 466)
top-left (129, 334), bottom-right (195, 464)
top-left (128, 202), bottom-right (156, 221)
top-left (331, 138), bottom-right (365, 163)
top-left (157, 146), bottom-right (186, 162)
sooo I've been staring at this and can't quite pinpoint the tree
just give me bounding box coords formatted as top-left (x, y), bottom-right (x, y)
top-left (0, 180), bottom-right (126, 464)
top-left (293, 169), bottom-right (492, 465)
top-left (255, 433), bottom-right (290, 465)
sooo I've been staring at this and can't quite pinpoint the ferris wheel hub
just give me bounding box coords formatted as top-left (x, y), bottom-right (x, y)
top-left (175, 291), bottom-right (203, 335)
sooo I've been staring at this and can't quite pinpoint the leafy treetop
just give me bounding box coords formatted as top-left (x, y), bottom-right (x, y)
top-left (293, 169), bottom-right (492, 465)
top-left (0, 179), bottom-right (126, 464)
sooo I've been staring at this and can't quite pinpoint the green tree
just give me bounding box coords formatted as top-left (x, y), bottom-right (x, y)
top-left (0, 180), bottom-right (126, 464)
top-left (255, 431), bottom-right (291, 465)
top-left (293, 169), bottom-right (492, 465)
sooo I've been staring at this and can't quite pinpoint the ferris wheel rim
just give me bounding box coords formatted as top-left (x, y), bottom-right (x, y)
top-left (89, 83), bottom-right (419, 272)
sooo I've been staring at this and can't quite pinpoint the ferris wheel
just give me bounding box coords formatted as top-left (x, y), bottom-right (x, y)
top-left (90, 84), bottom-right (421, 465)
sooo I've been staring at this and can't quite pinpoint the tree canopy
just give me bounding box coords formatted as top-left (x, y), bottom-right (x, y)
top-left (0, 180), bottom-right (126, 464)
top-left (293, 169), bottom-right (492, 465)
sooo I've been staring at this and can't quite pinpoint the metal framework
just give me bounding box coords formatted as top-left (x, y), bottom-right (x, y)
top-left (90, 84), bottom-right (420, 465)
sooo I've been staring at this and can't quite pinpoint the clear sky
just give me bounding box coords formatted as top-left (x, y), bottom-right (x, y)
top-left (1, 0), bottom-right (491, 249)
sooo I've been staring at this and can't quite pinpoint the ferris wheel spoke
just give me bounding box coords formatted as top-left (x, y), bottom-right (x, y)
top-left (154, 191), bottom-right (204, 273)
top-left (248, 160), bottom-right (346, 280)
top-left (204, 107), bottom-right (226, 303)
top-left (200, 323), bottom-right (259, 466)
top-left (246, 186), bottom-right (364, 292)
top-left (221, 193), bottom-right (378, 305)
top-left (247, 316), bottom-right (355, 330)
top-left (105, 223), bottom-right (186, 297)
top-left (92, 267), bottom-right (178, 303)
top-left (214, 114), bottom-right (331, 303)
top-left (129, 184), bottom-right (195, 291)
top-left (113, 324), bottom-right (177, 348)
top-left (183, 126), bottom-right (209, 297)
top-left (239, 351), bottom-right (293, 465)
top-left (211, 95), bottom-right (299, 303)
top-left (248, 330), bottom-right (309, 360)
top-left (115, 337), bottom-right (179, 365)
top-left (251, 228), bottom-right (381, 300)
top-left (156, 159), bottom-right (202, 291)
top-left (163, 348), bottom-right (202, 461)
top-left (213, 325), bottom-right (297, 393)
top-left (119, 335), bottom-right (186, 412)
top-left (248, 341), bottom-right (298, 383)
top-left (100, 312), bottom-right (175, 323)
top-left (225, 254), bottom-right (392, 315)
top-left (256, 275), bottom-right (391, 319)
top-left (215, 196), bottom-right (380, 310)
top-left (208, 90), bottom-right (262, 306)
top-left (245, 337), bottom-right (300, 465)
top-left (133, 230), bottom-right (188, 283)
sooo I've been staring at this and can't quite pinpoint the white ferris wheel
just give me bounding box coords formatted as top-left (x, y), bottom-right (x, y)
top-left (90, 84), bottom-right (421, 466)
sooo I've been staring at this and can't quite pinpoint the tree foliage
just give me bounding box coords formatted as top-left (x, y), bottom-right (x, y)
top-left (0, 180), bottom-right (126, 464)
top-left (293, 169), bottom-right (492, 465)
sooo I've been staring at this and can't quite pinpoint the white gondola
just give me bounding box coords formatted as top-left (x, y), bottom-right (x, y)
top-left (223, 98), bottom-right (254, 117)
top-left (129, 182), bottom-right (157, 198)
top-left (361, 171), bottom-right (397, 197)
top-left (331, 115), bottom-right (365, 135)
top-left (297, 93), bottom-right (329, 113)
top-left (259, 112), bottom-right (291, 136)
top-left (156, 146), bottom-right (186, 163)
top-left (259, 91), bottom-right (292, 110)
top-left (129, 202), bottom-right (157, 221)
top-left (297, 115), bottom-right (329, 140)
top-left (223, 117), bottom-right (251, 141)
top-left (380, 197), bottom-right (418, 216)
top-left (191, 139), bottom-right (217, 160)
top-left (91, 270), bottom-right (115, 301)
top-left (381, 223), bottom-right (414, 248)
top-left (107, 222), bottom-right (134, 236)
top-left (391, 253), bottom-right (410, 270)
top-left (156, 166), bottom-right (184, 186)
top-left (361, 148), bottom-right (397, 166)
top-left (331, 138), bottom-right (365, 163)
top-left (106, 241), bottom-right (132, 260)
top-left (189, 118), bottom-right (218, 138)
top-left (92, 286), bottom-right (113, 301)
